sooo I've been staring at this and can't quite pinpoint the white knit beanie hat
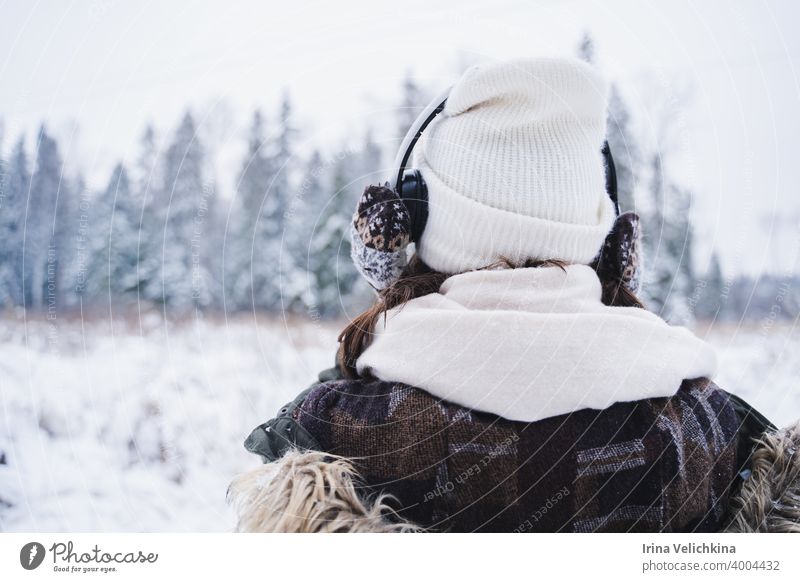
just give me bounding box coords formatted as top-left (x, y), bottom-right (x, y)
top-left (415, 57), bottom-right (616, 274)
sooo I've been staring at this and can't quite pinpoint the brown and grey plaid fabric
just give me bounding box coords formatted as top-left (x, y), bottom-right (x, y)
top-left (294, 377), bottom-right (739, 532)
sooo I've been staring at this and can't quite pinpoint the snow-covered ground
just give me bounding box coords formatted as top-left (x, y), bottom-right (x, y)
top-left (701, 322), bottom-right (800, 429)
top-left (1, 314), bottom-right (798, 532)
top-left (0, 313), bottom-right (339, 532)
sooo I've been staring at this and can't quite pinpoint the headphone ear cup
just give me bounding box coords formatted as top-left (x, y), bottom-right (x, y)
top-left (398, 169), bottom-right (429, 243)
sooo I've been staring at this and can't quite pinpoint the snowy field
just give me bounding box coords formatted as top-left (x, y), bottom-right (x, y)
top-left (1, 314), bottom-right (798, 532)
top-left (0, 314), bottom-right (339, 532)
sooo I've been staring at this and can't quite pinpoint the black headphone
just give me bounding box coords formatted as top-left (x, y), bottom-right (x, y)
top-left (387, 87), bottom-right (620, 243)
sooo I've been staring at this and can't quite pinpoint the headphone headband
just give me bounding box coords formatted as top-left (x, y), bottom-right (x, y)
top-left (389, 86), bottom-right (452, 191)
top-left (389, 85), bottom-right (620, 223)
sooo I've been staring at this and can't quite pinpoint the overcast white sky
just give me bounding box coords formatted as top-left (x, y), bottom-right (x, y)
top-left (1, 0), bottom-right (799, 275)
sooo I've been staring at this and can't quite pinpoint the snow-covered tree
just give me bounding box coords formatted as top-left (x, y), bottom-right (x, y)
top-left (272, 93), bottom-right (294, 203)
top-left (136, 125), bottom-right (159, 199)
top-left (228, 97), bottom-right (298, 312)
top-left (578, 32), bottom-right (640, 212)
top-left (282, 150), bottom-right (328, 312)
top-left (397, 72), bottom-right (423, 139)
top-left (26, 127), bottom-right (82, 312)
top-left (578, 33), bottom-right (697, 321)
top-left (695, 250), bottom-right (726, 321)
top-left (130, 125), bottom-right (162, 306)
top-left (25, 126), bottom-right (63, 310)
top-left (577, 32), bottom-right (596, 64)
top-left (0, 128), bottom-right (10, 307)
top-left (227, 110), bottom-right (277, 310)
top-left (640, 153), bottom-right (696, 323)
top-left (57, 173), bottom-right (87, 309)
top-left (309, 154), bottom-right (361, 317)
top-left (146, 111), bottom-right (214, 309)
top-left (84, 163), bottom-right (142, 302)
top-left (0, 138), bottom-right (29, 307)
top-left (0, 129), bottom-right (8, 306)
top-left (357, 130), bottom-right (383, 188)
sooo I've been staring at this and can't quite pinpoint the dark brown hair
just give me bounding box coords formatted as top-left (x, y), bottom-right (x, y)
top-left (337, 256), bottom-right (644, 378)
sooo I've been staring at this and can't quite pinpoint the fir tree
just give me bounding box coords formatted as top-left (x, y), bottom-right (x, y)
top-left (58, 173), bottom-right (87, 309)
top-left (577, 32), bottom-right (595, 63)
top-left (357, 130), bottom-right (383, 189)
top-left (309, 155), bottom-right (360, 317)
top-left (228, 109), bottom-right (278, 310)
top-left (0, 138), bottom-right (29, 306)
top-left (696, 251), bottom-right (726, 321)
top-left (26, 126), bottom-right (63, 310)
top-left (136, 124), bottom-right (159, 200)
top-left (283, 150), bottom-right (327, 313)
top-left (230, 96), bottom-right (297, 312)
top-left (577, 32), bottom-right (640, 212)
top-left (0, 127), bottom-right (8, 306)
top-left (398, 72), bottom-right (422, 139)
top-left (272, 93), bottom-right (294, 205)
top-left (640, 153), bottom-right (696, 323)
top-left (85, 163), bottom-right (141, 302)
top-left (133, 125), bottom-right (163, 306)
top-left (147, 112), bottom-right (213, 309)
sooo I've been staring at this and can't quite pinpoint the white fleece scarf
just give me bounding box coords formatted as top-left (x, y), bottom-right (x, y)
top-left (356, 265), bottom-right (718, 423)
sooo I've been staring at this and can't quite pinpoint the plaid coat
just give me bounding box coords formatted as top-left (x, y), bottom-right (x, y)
top-left (246, 373), bottom-right (744, 533)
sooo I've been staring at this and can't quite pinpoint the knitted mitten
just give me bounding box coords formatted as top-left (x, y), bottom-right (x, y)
top-left (591, 211), bottom-right (642, 296)
top-left (350, 185), bottom-right (412, 290)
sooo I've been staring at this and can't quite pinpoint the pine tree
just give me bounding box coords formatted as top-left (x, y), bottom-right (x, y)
top-left (269, 94), bottom-right (297, 312)
top-left (577, 33), bottom-right (697, 321)
top-left (31, 127), bottom-right (80, 313)
top-left (228, 110), bottom-right (276, 310)
top-left (228, 97), bottom-right (297, 312)
top-left (4, 139), bottom-right (30, 307)
top-left (667, 184), bottom-right (695, 324)
top-left (25, 126), bottom-right (63, 310)
top-left (357, 130), bottom-right (383, 189)
top-left (0, 132), bottom-right (19, 306)
top-left (147, 111), bottom-right (213, 309)
top-left (272, 93), bottom-right (294, 203)
top-left (640, 153), bottom-right (696, 323)
top-left (132, 125), bottom-right (161, 306)
top-left (398, 72), bottom-right (423, 139)
top-left (641, 154), bottom-right (668, 315)
top-left (200, 178), bottom-right (225, 310)
top-left (0, 127), bottom-right (7, 306)
top-left (577, 32), bottom-right (640, 212)
top-left (57, 173), bottom-right (86, 309)
top-left (284, 150), bottom-right (327, 313)
top-left (136, 125), bottom-right (159, 198)
top-left (577, 32), bottom-right (595, 63)
top-left (696, 250), bottom-right (726, 321)
top-left (85, 163), bottom-right (142, 302)
top-left (309, 155), bottom-right (360, 317)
